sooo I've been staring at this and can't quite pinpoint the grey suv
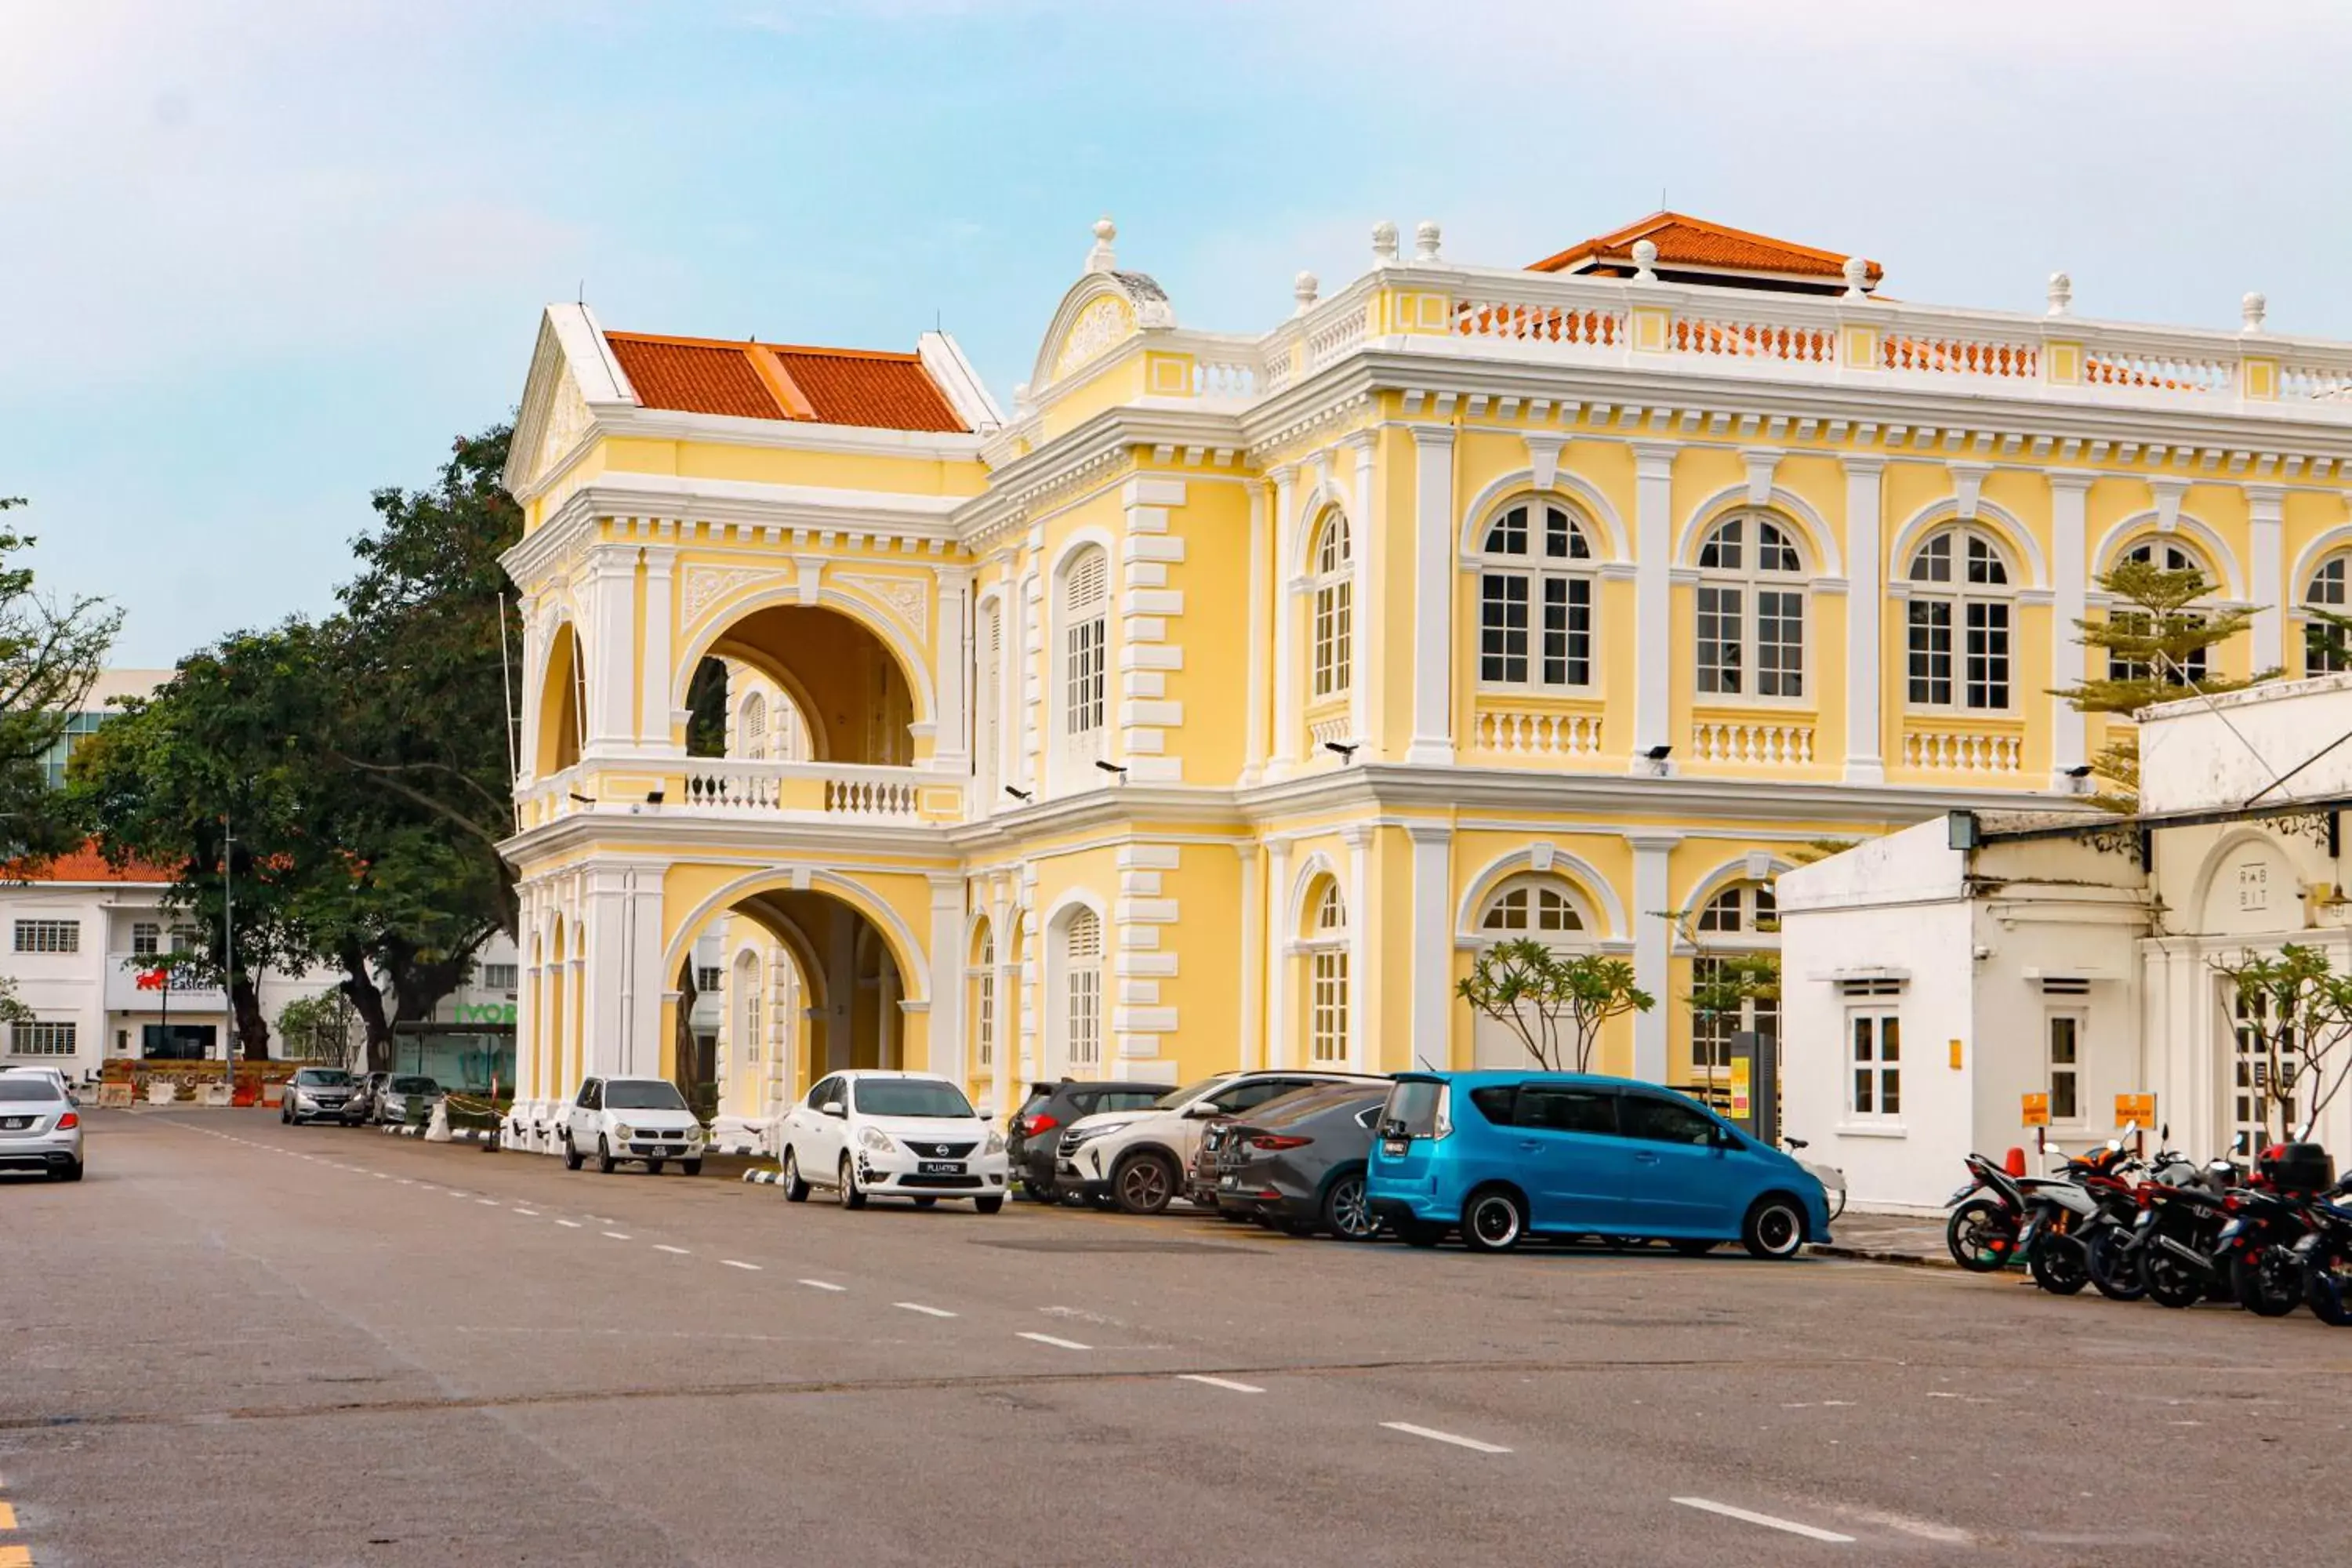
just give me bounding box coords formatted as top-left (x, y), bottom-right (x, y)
top-left (1007, 1079), bottom-right (1173, 1203)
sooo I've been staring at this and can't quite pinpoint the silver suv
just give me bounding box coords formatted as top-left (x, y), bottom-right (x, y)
top-left (0, 1070), bottom-right (83, 1181)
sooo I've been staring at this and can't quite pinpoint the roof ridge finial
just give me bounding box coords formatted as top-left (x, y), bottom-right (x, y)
top-left (2047, 270), bottom-right (2073, 318)
top-left (1087, 215), bottom-right (1117, 274)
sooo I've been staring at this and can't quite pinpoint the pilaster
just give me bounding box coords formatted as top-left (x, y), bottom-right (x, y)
top-left (1120, 477), bottom-right (1187, 784)
top-left (1236, 842), bottom-right (1263, 1071)
top-left (1264, 838), bottom-right (1292, 1069)
top-left (582, 548), bottom-right (639, 757)
top-left (2247, 485), bottom-right (2285, 670)
top-left (1625, 831), bottom-right (1681, 1083)
top-left (2049, 471), bottom-right (2094, 782)
top-left (1632, 443), bottom-right (1678, 764)
top-left (1841, 458), bottom-right (1885, 784)
top-left (1344, 431), bottom-right (1377, 753)
top-left (1241, 481), bottom-right (1270, 787)
top-left (926, 874), bottom-right (964, 1086)
top-left (1406, 824), bottom-right (1454, 1073)
top-left (1406, 428), bottom-right (1457, 765)
top-left (637, 543), bottom-right (676, 752)
top-left (1341, 824), bottom-right (1370, 1073)
top-left (933, 568), bottom-right (971, 773)
top-left (1269, 465), bottom-right (1301, 775)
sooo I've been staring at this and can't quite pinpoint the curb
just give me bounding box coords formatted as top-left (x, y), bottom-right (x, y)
top-left (1809, 1243), bottom-right (1951, 1269)
top-left (741, 1168), bottom-right (786, 1185)
top-left (376, 1123), bottom-right (498, 1143)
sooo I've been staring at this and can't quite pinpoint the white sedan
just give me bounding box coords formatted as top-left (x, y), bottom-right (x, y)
top-left (776, 1070), bottom-right (1008, 1212)
top-left (561, 1076), bottom-right (707, 1175)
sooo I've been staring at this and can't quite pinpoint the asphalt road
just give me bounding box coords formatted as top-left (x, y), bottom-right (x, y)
top-left (3, 1111), bottom-right (2349, 1567)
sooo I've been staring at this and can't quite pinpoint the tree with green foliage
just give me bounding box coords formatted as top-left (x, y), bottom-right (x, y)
top-left (277, 990), bottom-right (360, 1066)
top-left (2052, 555), bottom-right (2274, 810)
top-left (2212, 944), bottom-right (2352, 1144)
top-left (0, 497), bottom-right (121, 865)
top-left (1457, 938), bottom-right (1653, 1073)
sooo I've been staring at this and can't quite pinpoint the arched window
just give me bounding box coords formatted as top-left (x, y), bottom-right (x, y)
top-left (735, 950), bottom-right (762, 1067)
top-left (976, 601), bottom-right (1002, 797)
top-left (971, 923), bottom-right (996, 1069)
top-left (1310, 511), bottom-right (1353, 700)
top-left (1478, 876), bottom-right (1588, 937)
top-left (1696, 513), bottom-right (1806, 699)
top-left (1690, 879), bottom-right (1779, 1073)
top-left (1905, 527), bottom-right (2014, 711)
top-left (1060, 549), bottom-right (1109, 753)
top-left (1477, 499), bottom-right (1594, 691)
top-left (739, 692), bottom-right (768, 761)
top-left (1303, 879), bottom-right (1350, 1065)
top-left (2307, 554), bottom-right (2351, 675)
top-left (1060, 909), bottom-right (1102, 1069)
top-left (2109, 537), bottom-right (2216, 685)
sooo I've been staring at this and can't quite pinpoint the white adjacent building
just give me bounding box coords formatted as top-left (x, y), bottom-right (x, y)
top-left (1779, 673), bottom-right (2352, 1210)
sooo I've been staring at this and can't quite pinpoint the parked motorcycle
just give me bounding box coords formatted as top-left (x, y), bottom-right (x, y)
top-left (2019, 1133), bottom-right (2140, 1297)
top-left (2294, 1174), bottom-right (2352, 1325)
top-left (2218, 1140), bottom-right (2339, 1316)
top-left (2129, 1136), bottom-right (2250, 1309)
top-left (1946, 1150), bottom-right (2028, 1272)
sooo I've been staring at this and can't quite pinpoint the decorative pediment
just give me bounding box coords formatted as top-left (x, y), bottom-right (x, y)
top-left (1054, 295), bottom-right (1135, 379)
top-left (683, 564), bottom-right (781, 628)
top-left (1027, 220), bottom-right (1178, 397)
top-left (505, 302), bottom-right (637, 498)
top-left (835, 570), bottom-right (930, 633)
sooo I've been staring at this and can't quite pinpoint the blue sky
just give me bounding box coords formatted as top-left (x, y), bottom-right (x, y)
top-left (7, 0), bottom-right (2350, 664)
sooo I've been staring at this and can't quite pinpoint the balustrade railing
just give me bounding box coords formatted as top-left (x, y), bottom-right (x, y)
top-left (677, 760), bottom-right (938, 820)
top-left (1454, 296), bottom-right (1623, 350)
top-left (1473, 706), bottom-right (1603, 757)
top-left (1668, 314), bottom-right (1835, 365)
top-left (2081, 349), bottom-right (2235, 396)
top-left (1881, 332), bottom-right (2038, 379)
top-left (1690, 719), bottom-right (1816, 767)
top-left (1902, 728), bottom-right (2024, 773)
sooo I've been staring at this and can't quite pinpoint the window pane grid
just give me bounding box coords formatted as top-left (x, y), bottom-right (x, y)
top-left (1309, 951), bottom-right (1348, 1064)
top-left (9, 1020), bottom-right (75, 1056)
top-left (13, 920), bottom-right (78, 954)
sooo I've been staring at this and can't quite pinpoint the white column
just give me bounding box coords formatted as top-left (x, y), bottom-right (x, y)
top-left (1407, 824), bottom-right (1454, 1070)
top-left (513, 886), bottom-right (540, 1105)
top-left (1345, 432), bottom-right (1377, 753)
top-left (992, 891), bottom-right (1016, 1116)
top-left (1241, 483), bottom-right (1270, 787)
top-left (1264, 839), bottom-right (1292, 1069)
top-left (1018, 568), bottom-right (1042, 792)
top-left (583, 549), bottom-right (638, 757)
top-left (1626, 832), bottom-right (1680, 1082)
top-left (1406, 427), bottom-right (1457, 765)
top-left (2050, 472), bottom-right (2093, 782)
top-left (1632, 444), bottom-right (1677, 764)
top-left (582, 858), bottom-right (664, 1080)
top-left (933, 568), bottom-right (971, 773)
top-left (926, 874), bottom-right (962, 1082)
top-left (1842, 459), bottom-right (1886, 785)
top-left (1269, 466), bottom-right (1301, 775)
top-left (637, 542), bottom-right (676, 753)
top-left (1342, 825), bottom-right (1370, 1073)
top-left (2248, 485), bottom-right (2285, 672)
top-left (1236, 844), bottom-right (1263, 1070)
top-left (516, 610), bottom-right (543, 785)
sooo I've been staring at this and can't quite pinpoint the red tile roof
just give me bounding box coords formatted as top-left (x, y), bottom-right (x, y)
top-left (603, 332), bottom-right (968, 433)
top-left (4, 844), bottom-right (172, 885)
top-left (1530, 211), bottom-right (1881, 285)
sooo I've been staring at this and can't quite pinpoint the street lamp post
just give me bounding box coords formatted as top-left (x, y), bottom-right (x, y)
top-left (221, 814), bottom-right (234, 1094)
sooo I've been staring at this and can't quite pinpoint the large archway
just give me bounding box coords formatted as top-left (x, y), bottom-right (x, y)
top-left (536, 622), bottom-right (584, 775)
top-left (694, 604), bottom-right (916, 765)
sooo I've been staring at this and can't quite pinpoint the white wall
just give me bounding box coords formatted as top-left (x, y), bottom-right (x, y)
top-left (2139, 674), bottom-right (2352, 815)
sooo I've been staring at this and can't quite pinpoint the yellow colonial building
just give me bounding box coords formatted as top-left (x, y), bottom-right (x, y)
top-left (495, 210), bottom-right (2352, 1152)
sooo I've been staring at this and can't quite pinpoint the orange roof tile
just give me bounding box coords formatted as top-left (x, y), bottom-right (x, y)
top-left (602, 332), bottom-right (968, 433)
top-left (1530, 211), bottom-right (1881, 285)
top-left (4, 843), bottom-right (173, 885)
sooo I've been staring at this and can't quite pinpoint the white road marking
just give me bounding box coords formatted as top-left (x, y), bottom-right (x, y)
top-left (372, 1172), bottom-right (390, 1180)
top-left (1381, 1422), bottom-right (1511, 1454)
top-left (514, 1209), bottom-right (541, 1218)
top-left (1178, 1374), bottom-right (1265, 1394)
top-left (1017, 1332), bottom-right (1091, 1351)
top-left (653, 1244), bottom-right (691, 1255)
top-left (555, 1219), bottom-right (583, 1229)
top-left (602, 1232), bottom-right (632, 1241)
top-left (477, 1198), bottom-right (499, 1206)
top-left (798, 1279), bottom-right (846, 1292)
top-left (721, 1259), bottom-right (760, 1271)
top-left (894, 1301), bottom-right (957, 1318)
top-left (1672, 1498), bottom-right (1854, 1544)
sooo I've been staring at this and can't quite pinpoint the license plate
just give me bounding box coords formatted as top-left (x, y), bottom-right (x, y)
top-left (652, 1145), bottom-right (680, 1156)
top-left (0, 1117), bottom-right (27, 1130)
top-left (1382, 1138), bottom-right (1409, 1157)
top-left (919, 1160), bottom-right (964, 1177)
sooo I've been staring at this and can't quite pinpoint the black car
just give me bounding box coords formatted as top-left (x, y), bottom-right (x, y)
top-left (1214, 1085), bottom-right (1391, 1240)
top-left (1007, 1079), bottom-right (1173, 1203)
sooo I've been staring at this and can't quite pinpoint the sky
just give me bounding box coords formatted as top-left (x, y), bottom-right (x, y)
top-left (6, 0), bottom-right (2350, 665)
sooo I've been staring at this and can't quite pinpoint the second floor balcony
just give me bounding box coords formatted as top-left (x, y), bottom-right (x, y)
top-left (519, 759), bottom-right (964, 832)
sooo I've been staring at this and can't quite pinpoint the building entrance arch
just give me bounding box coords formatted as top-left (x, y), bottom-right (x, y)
top-left (674, 599), bottom-right (929, 765)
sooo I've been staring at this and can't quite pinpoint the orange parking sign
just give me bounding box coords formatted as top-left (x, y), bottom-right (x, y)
top-left (2020, 1092), bottom-right (2050, 1128)
top-left (2114, 1092), bottom-right (2155, 1125)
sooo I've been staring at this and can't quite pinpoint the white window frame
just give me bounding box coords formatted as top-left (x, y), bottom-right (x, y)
top-left (131, 920), bottom-right (161, 957)
top-left (977, 600), bottom-right (1004, 801)
top-left (1303, 881), bottom-right (1349, 1066)
top-left (739, 691), bottom-right (768, 761)
top-left (1060, 549), bottom-right (1109, 756)
top-left (482, 963), bottom-right (519, 993)
top-left (2107, 537), bottom-right (2217, 686)
top-left (1477, 874), bottom-right (1588, 938)
top-left (1690, 880), bottom-right (1780, 1075)
top-left (972, 927), bottom-right (996, 1069)
top-left (1695, 511), bottom-right (1808, 702)
top-left (1847, 1009), bottom-right (1901, 1122)
top-left (1059, 909), bottom-right (1102, 1071)
top-left (13, 919), bottom-right (78, 955)
top-left (9, 1020), bottom-right (76, 1056)
top-left (1904, 527), bottom-right (2016, 714)
top-left (2045, 1008), bottom-right (2084, 1125)
top-left (2305, 553), bottom-right (2351, 676)
top-left (1475, 499), bottom-right (1596, 694)
top-left (1309, 511), bottom-right (1353, 701)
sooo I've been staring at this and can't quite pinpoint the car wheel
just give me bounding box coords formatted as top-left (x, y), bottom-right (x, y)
top-left (53, 1160), bottom-right (83, 1183)
top-left (781, 1149), bottom-right (810, 1202)
top-left (1741, 1194), bottom-right (1806, 1260)
top-left (646, 1160), bottom-right (664, 1175)
top-left (1112, 1151), bottom-right (1178, 1215)
top-left (562, 1134), bottom-right (583, 1171)
top-left (597, 1136), bottom-right (616, 1175)
top-left (1669, 1238), bottom-right (1719, 1257)
top-left (681, 1159), bottom-right (702, 1177)
top-left (1019, 1179), bottom-right (1057, 1204)
top-left (281, 1104), bottom-right (292, 1124)
top-left (1398, 1219), bottom-right (1446, 1248)
top-left (1322, 1171), bottom-right (1378, 1242)
top-left (1461, 1186), bottom-right (1527, 1254)
top-left (913, 1196), bottom-right (938, 1208)
top-left (976, 1195), bottom-right (1004, 1214)
top-left (837, 1156), bottom-right (866, 1210)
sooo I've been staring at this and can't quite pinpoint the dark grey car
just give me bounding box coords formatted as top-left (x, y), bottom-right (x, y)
top-left (1007, 1079), bottom-right (1173, 1202)
top-left (1215, 1086), bottom-right (1390, 1240)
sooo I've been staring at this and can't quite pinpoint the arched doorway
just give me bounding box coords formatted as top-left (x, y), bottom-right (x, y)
top-left (693, 604), bottom-right (916, 765)
top-left (1467, 873), bottom-right (1599, 1069)
top-left (536, 622), bottom-right (584, 775)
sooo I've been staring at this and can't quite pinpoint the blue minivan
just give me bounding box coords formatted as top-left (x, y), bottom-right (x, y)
top-left (1364, 1071), bottom-right (1831, 1258)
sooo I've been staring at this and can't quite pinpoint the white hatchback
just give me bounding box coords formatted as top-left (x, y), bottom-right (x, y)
top-left (776, 1070), bottom-right (1008, 1212)
top-left (561, 1076), bottom-right (707, 1175)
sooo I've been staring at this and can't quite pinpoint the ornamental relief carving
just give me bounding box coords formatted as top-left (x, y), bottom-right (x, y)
top-left (537, 370), bottom-right (593, 477)
top-left (835, 571), bottom-right (929, 633)
top-left (682, 564), bottom-right (784, 628)
top-left (1053, 296), bottom-right (1132, 379)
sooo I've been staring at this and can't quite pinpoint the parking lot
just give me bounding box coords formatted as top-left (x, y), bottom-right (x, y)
top-left (4, 1109), bottom-right (2350, 1566)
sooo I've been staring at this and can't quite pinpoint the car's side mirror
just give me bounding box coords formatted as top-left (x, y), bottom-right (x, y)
top-left (821, 1101), bottom-right (845, 1119)
top-left (1184, 1101), bottom-right (1221, 1119)
top-left (1711, 1125), bottom-right (1740, 1149)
